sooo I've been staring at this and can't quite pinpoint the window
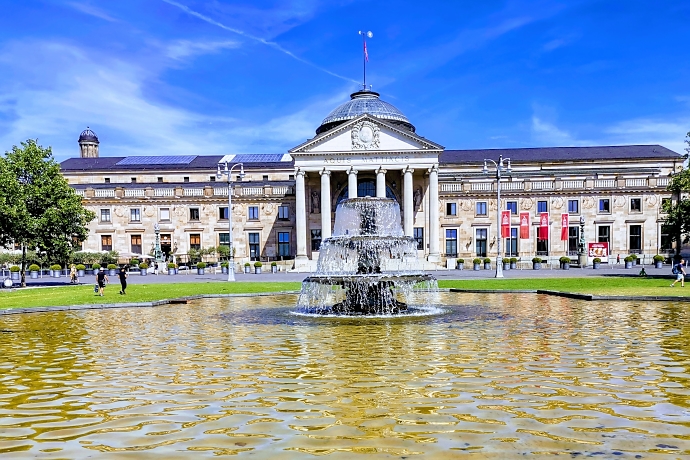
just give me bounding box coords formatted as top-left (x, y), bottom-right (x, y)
top-left (219, 233), bottom-right (229, 247)
top-left (236, 174), bottom-right (243, 181)
top-left (358, 180), bottom-right (376, 197)
top-left (219, 207), bottom-right (228, 220)
top-left (263, 175), bottom-right (269, 181)
top-left (660, 224), bottom-right (672, 251)
top-left (505, 228), bottom-right (518, 256)
top-left (476, 201), bottom-right (488, 216)
top-left (289, 174), bottom-right (295, 181)
top-left (445, 229), bottom-right (457, 257)
top-left (413, 227), bottom-right (424, 250)
top-left (190, 234), bottom-right (201, 250)
top-left (248, 206), bottom-right (259, 220)
top-left (160, 208), bottom-right (170, 221)
top-left (157, 177), bottom-right (163, 183)
top-left (101, 235), bottom-right (112, 251)
top-left (598, 226), bottom-right (610, 245)
top-left (568, 227), bottom-right (580, 255)
top-left (131, 235), bottom-right (142, 254)
top-left (568, 200), bottom-right (579, 214)
top-left (311, 229), bottom-right (322, 251)
top-left (130, 208), bottom-right (141, 222)
top-left (278, 232), bottom-right (290, 257)
top-left (104, 177), bottom-right (110, 184)
top-left (184, 177), bottom-right (190, 183)
top-left (536, 227), bottom-right (549, 255)
top-left (537, 200), bottom-right (548, 213)
top-left (189, 208), bottom-right (200, 221)
top-left (599, 199), bottom-right (610, 213)
top-left (629, 225), bottom-right (642, 253)
top-left (100, 209), bottom-right (111, 222)
top-left (506, 201), bottom-right (517, 214)
top-left (278, 205), bottom-right (289, 220)
top-left (446, 202), bottom-right (457, 216)
top-left (210, 176), bottom-right (215, 182)
top-left (131, 177), bottom-right (136, 183)
top-left (630, 198), bottom-right (641, 213)
top-left (475, 228), bottom-right (487, 257)
top-left (248, 232), bottom-right (260, 260)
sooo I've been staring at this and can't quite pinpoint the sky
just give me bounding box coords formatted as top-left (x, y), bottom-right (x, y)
top-left (0, 0), bottom-right (688, 161)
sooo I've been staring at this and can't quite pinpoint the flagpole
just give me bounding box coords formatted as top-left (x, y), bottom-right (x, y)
top-left (358, 31), bottom-right (373, 90)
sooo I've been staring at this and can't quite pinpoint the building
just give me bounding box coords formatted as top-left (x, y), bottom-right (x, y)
top-left (60, 90), bottom-right (682, 269)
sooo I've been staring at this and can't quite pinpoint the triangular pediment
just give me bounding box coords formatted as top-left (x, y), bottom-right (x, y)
top-left (289, 115), bottom-right (443, 154)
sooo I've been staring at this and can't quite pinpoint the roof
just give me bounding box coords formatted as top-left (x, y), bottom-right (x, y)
top-left (78, 127), bottom-right (99, 143)
top-left (61, 155), bottom-right (294, 171)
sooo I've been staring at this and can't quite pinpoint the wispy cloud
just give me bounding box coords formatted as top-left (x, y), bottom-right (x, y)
top-left (531, 116), bottom-right (577, 145)
top-left (65, 1), bottom-right (118, 22)
top-left (605, 117), bottom-right (690, 153)
top-left (165, 39), bottom-right (240, 60)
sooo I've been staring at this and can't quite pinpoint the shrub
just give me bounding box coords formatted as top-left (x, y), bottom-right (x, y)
top-left (532, 257), bottom-right (541, 263)
top-left (271, 261), bottom-right (277, 266)
top-left (28, 264), bottom-right (40, 272)
top-left (624, 256), bottom-right (634, 263)
top-left (456, 259), bottom-right (465, 264)
top-left (10, 265), bottom-right (20, 272)
top-left (139, 262), bottom-right (149, 269)
top-left (472, 258), bottom-right (481, 264)
top-left (221, 262), bottom-right (229, 268)
top-left (196, 262), bottom-right (207, 269)
top-left (50, 264), bottom-right (61, 270)
top-left (483, 258), bottom-right (491, 264)
top-left (76, 264), bottom-right (85, 270)
top-left (629, 254), bottom-right (639, 260)
top-left (244, 262), bottom-right (251, 267)
top-left (107, 264), bottom-right (117, 270)
top-left (167, 263), bottom-right (176, 269)
top-left (653, 255), bottom-right (665, 262)
top-left (509, 257), bottom-right (517, 263)
top-left (131, 259), bottom-right (140, 266)
top-left (559, 256), bottom-right (571, 264)
top-left (91, 263), bottom-right (101, 270)
top-left (254, 261), bottom-right (263, 267)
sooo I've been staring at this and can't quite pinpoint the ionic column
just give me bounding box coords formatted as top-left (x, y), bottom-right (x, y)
top-left (348, 167), bottom-right (358, 198)
top-left (320, 169), bottom-right (332, 240)
top-left (376, 167), bottom-right (387, 198)
top-left (295, 169), bottom-right (308, 262)
top-left (428, 164), bottom-right (440, 262)
top-left (403, 166), bottom-right (414, 236)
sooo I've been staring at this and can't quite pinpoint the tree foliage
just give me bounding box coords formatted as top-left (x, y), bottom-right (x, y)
top-left (662, 131), bottom-right (690, 252)
top-left (0, 140), bottom-right (96, 285)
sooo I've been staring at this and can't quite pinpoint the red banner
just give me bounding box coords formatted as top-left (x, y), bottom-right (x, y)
top-left (538, 213), bottom-right (549, 240)
top-left (501, 211), bottom-right (511, 238)
top-left (520, 212), bottom-right (530, 239)
top-left (561, 213), bottom-right (569, 241)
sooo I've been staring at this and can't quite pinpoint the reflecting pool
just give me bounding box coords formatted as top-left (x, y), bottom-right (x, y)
top-left (0, 292), bottom-right (689, 458)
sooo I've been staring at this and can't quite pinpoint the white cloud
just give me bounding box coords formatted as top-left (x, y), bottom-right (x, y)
top-left (605, 118), bottom-right (690, 154)
top-left (65, 2), bottom-right (118, 22)
top-left (531, 116), bottom-right (576, 145)
top-left (165, 39), bottom-right (240, 60)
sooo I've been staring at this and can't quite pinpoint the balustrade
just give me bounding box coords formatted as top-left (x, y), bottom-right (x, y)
top-left (594, 179), bottom-right (616, 188)
top-left (154, 188), bottom-right (174, 197)
top-left (625, 178), bottom-right (647, 187)
top-left (531, 181), bottom-right (554, 190)
top-left (124, 189), bottom-right (144, 197)
top-left (562, 180), bottom-right (584, 189)
top-left (94, 189), bottom-right (115, 197)
top-left (441, 183), bottom-right (463, 192)
top-left (184, 188), bottom-right (204, 196)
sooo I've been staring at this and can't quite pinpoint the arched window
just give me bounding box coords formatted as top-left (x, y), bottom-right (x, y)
top-left (336, 180), bottom-right (398, 204)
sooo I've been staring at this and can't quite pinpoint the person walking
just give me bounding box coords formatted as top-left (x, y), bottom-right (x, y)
top-left (118, 266), bottom-right (128, 295)
top-left (154, 262), bottom-right (159, 275)
top-left (69, 264), bottom-right (79, 284)
top-left (96, 267), bottom-right (109, 296)
top-left (616, 254), bottom-right (620, 264)
top-left (670, 258), bottom-right (686, 287)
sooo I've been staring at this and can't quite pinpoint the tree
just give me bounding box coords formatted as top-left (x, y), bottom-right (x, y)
top-left (662, 131), bottom-right (690, 255)
top-left (0, 140), bottom-right (96, 286)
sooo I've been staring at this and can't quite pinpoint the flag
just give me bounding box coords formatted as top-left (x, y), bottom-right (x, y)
top-left (501, 211), bottom-right (510, 238)
top-left (364, 40), bottom-right (369, 62)
top-left (561, 213), bottom-right (569, 241)
top-left (520, 212), bottom-right (530, 239)
top-left (539, 213), bottom-right (549, 240)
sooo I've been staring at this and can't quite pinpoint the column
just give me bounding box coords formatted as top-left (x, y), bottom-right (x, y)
top-left (295, 169), bottom-right (308, 263)
top-left (348, 167), bottom-right (358, 199)
top-left (376, 167), bottom-right (387, 198)
top-left (428, 164), bottom-right (440, 262)
top-left (320, 169), bottom-right (332, 240)
top-left (403, 166), bottom-right (414, 236)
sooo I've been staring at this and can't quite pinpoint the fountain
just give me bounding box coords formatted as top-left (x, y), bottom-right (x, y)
top-left (297, 197), bottom-right (437, 315)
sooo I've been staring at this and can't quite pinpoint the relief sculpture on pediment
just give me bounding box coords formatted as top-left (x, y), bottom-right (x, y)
top-left (520, 198), bottom-right (534, 210)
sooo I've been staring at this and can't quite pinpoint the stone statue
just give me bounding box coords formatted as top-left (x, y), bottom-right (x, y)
top-left (413, 187), bottom-right (422, 210)
top-left (311, 190), bottom-right (321, 214)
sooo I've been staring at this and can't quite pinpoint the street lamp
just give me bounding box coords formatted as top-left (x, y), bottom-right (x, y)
top-left (578, 215), bottom-right (586, 268)
top-left (216, 162), bottom-right (245, 281)
top-left (483, 155), bottom-right (511, 278)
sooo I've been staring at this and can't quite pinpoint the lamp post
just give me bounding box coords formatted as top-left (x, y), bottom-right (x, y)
top-left (216, 162), bottom-right (245, 281)
top-left (578, 215), bottom-right (586, 268)
top-left (483, 155), bottom-right (511, 278)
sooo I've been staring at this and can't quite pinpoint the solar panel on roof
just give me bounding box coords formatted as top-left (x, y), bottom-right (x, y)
top-left (232, 154), bottom-right (286, 163)
top-left (116, 155), bottom-right (197, 166)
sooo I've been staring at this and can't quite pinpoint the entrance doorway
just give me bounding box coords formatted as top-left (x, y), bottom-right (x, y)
top-left (161, 234), bottom-right (172, 260)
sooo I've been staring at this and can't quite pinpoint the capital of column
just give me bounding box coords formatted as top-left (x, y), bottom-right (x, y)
top-left (348, 167), bottom-right (358, 176)
top-left (295, 168), bottom-right (306, 177)
top-left (320, 168), bottom-right (331, 177)
top-left (404, 166), bottom-right (415, 174)
top-left (427, 164), bottom-right (439, 174)
top-left (376, 166), bottom-right (387, 175)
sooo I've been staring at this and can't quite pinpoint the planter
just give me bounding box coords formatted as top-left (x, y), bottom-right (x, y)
top-left (655, 261), bottom-right (663, 269)
top-left (10, 272), bottom-right (20, 281)
top-left (533, 263), bottom-right (542, 270)
top-left (85, 269), bottom-right (93, 275)
top-left (175, 268), bottom-right (179, 275)
top-left (456, 263), bottom-right (464, 270)
top-left (562, 263), bottom-right (570, 270)
top-left (255, 267), bottom-right (261, 274)
top-left (78, 269), bottom-right (85, 277)
top-left (197, 268), bottom-right (205, 275)
top-left (30, 271), bottom-right (39, 279)
top-left (140, 270), bottom-right (148, 276)
top-left (168, 270), bottom-right (175, 276)
top-left (484, 263), bottom-right (491, 270)
top-left (510, 262), bottom-right (517, 269)
top-left (271, 266), bottom-right (278, 273)
top-left (221, 267), bottom-right (228, 275)
top-left (244, 266), bottom-right (251, 274)
top-left (632, 259), bottom-right (637, 266)
top-left (473, 263), bottom-right (480, 271)
top-left (503, 263), bottom-right (510, 270)
top-left (624, 261), bottom-right (632, 269)
top-left (593, 262), bottom-right (601, 269)
top-left (108, 269), bottom-right (117, 276)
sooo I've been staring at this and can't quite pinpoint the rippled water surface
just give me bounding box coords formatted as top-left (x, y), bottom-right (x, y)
top-left (1, 292), bottom-right (689, 458)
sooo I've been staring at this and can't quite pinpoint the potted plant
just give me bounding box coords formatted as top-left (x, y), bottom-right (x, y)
top-left (532, 257), bottom-right (542, 270)
top-left (456, 259), bottom-right (464, 270)
top-left (221, 261), bottom-right (229, 274)
top-left (271, 261), bottom-right (278, 273)
top-left (254, 261), bottom-right (262, 274)
top-left (51, 264), bottom-right (62, 277)
top-left (244, 262), bottom-right (251, 274)
top-left (167, 262), bottom-right (176, 275)
top-left (629, 254), bottom-right (638, 266)
top-left (9, 265), bottom-right (20, 280)
top-left (483, 257), bottom-right (491, 270)
top-left (196, 262), bottom-right (207, 275)
top-left (472, 258), bottom-right (481, 270)
top-left (503, 258), bottom-right (510, 270)
top-left (29, 264), bottom-right (40, 279)
top-left (593, 257), bottom-right (602, 269)
top-left (107, 263), bottom-right (118, 276)
top-left (76, 264), bottom-right (86, 277)
top-left (624, 256), bottom-right (633, 269)
top-left (653, 255), bottom-right (664, 269)
top-left (559, 256), bottom-right (571, 270)
top-left (91, 263), bottom-right (101, 275)
top-left (509, 257), bottom-right (517, 269)
top-left (139, 262), bottom-right (148, 275)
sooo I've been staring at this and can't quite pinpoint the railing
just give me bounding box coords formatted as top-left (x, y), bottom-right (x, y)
top-left (562, 180), bottom-right (584, 189)
top-left (595, 179), bottom-right (616, 188)
top-left (155, 188), bottom-right (174, 197)
top-left (471, 182), bottom-right (493, 191)
top-left (531, 181), bottom-right (554, 190)
top-left (94, 189), bottom-right (115, 197)
top-left (626, 178), bottom-right (647, 187)
top-left (441, 183), bottom-right (463, 192)
top-left (657, 177), bottom-right (670, 187)
top-left (124, 189), bottom-right (144, 197)
top-left (501, 181), bottom-right (524, 190)
top-left (272, 186), bottom-right (293, 195)
top-left (242, 187), bottom-right (264, 196)
top-left (214, 187), bottom-right (229, 196)
top-left (75, 189), bottom-right (85, 196)
top-left (184, 188), bottom-right (204, 197)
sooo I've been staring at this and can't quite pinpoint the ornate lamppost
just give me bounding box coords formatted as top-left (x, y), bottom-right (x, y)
top-left (153, 223), bottom-right (163, 264)
top-left (578, 215), bottom-right (586, 267)
top-left (216, 162), bottom-right (245, 281)
top-left (483, 155), bottom-right (511, 278)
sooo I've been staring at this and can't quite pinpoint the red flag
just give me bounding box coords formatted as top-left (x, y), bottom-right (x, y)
top-left (364, 40), bottom-right (369, 62)
top-left (520, 212), bottom-right (530, 239)
top-left (560, 214), bottom-right (569, 241)
top-left (539, 213), bottom-right (549, 240)
top-left (501, 211), bottom-right (510, 238)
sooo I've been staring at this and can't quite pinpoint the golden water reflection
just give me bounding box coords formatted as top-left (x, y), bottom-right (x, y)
top-left (0, 293), bottom-right (689, 458)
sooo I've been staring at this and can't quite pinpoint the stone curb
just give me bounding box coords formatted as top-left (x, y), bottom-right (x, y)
top-left (449, 288), bottom-right (690, 302)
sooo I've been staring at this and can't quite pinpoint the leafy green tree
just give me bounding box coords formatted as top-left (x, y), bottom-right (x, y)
top-left (662, 131), bottom-right (690, 255)
top-left (0, 140), bottom-right (96, 286)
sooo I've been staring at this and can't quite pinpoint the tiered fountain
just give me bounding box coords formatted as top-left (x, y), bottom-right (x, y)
top-left (296, 197), bottom-right (437, 315)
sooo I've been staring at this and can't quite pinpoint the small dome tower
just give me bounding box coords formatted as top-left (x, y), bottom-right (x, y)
top-left (78, 127), bottom-right (99, 158)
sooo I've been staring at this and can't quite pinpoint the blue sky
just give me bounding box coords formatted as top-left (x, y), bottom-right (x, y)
top-left (0, 0), bottom-right (688, 161)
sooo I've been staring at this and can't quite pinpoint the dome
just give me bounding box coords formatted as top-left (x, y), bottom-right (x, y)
top-left (78, 127), bottom-right (99, 143)
top-left (316, 90), bottom-right (415, 135)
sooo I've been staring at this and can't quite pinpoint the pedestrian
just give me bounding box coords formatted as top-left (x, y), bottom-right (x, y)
top-left (96, 267), bottom-right (109, 296)
top-left (118, 266), bottom-right (128, 295)
top-left (616, 254), bottom-right (620, 264)
top-left (670, 259), bottom-right (686, 287)
top-left (154, 262), bottom-right (159, 275)
top-left (69, 264), bottom-right (79, 284)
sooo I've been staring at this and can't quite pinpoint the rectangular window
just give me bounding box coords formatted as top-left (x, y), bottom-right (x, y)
top-left (568, 227), bottom-right (580, 255)
top-left (446, 202), bottom-right (457, 216)
top-left (219, 233), bottom-right (229, 246)
top-left (130, 235), bottom-right (142, 254)
top-left (505, 227), bottom-right (518, 256)
top-left (445, 229), bottom-right (457, 257)
top-left (475, 228), bottom-right (487, 257)
top-left (629, 225), bottom-right (642, 253)
top-left (599, 199), bottom-right (610, 213)
top-left (209, 176), bottom-right (215, 182)
top-left (536, 228), bottom-right (549, 255)
top-left (537, 200), bottom-right (548, 213)
top-left (189, 208), bottom-right (200, 221)
top-left (413, 227), bottom-right (424, 250)
top-left (157, 177), bottom-right (163, 183)
top-left (184, 177), bottom-right (190, 183)
top-left (630, 198), bottom-right (641, 213)
top-left (190, 234), bottom-right (201, 250)
top-left (289, 174), bottom-right (295, 181)
top-left (506, 201), bottom-right (517, 214)
top-left (248, 232), bottom-right (260, 260)
top-left (130, 208), bottom-right (141, 222)
top-left (219, 207), bottom-right (228, 220)
top-left (311, 229), bottom-right (322, 251)
top-left (278, 205), bottom-right (289, 220)
top-left (476, 201), bottom-right (487, 216)
top-left (278, 232), bottom-right (290, 257)
top-left (104, 177), bottom-right (110, 183)
top-left (131, 177), bottom-right (136, 183)
top-left (248, 206), bottom-right (259, 220)
top-left (660, 224), bottom-right (672, 251)
top-left (101, 235), bottom-right (113, 251)
top-left (100, 209), bottom-right (111, 222)
top-left (263, 175), bottom-right (269, 181)
top-left (568, 199), bottom-right (579, 214)
top-left (160, 207), bottom-right (170, 221)
top-left (598, 225), bottom-right (610, 245)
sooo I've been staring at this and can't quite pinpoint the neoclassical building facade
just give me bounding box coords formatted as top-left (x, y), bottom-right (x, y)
top-left (60, 90), bottom-right (682, 270)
